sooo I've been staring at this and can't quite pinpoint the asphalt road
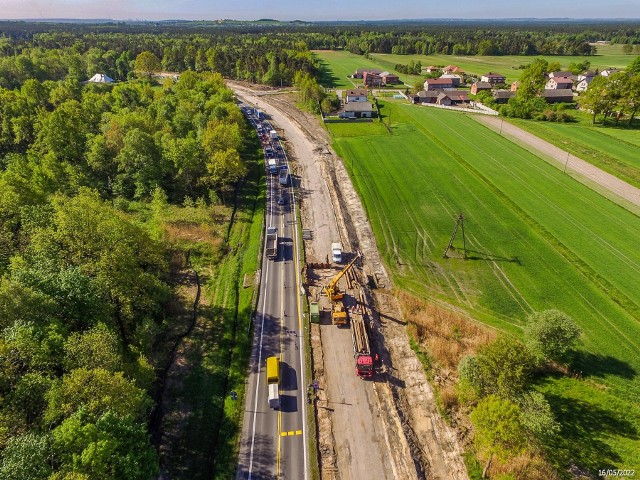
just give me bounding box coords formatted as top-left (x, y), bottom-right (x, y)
top-left (236, 102), bottom-right (309, 480)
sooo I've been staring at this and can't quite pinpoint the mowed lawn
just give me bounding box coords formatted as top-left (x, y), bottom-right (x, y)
top-left (313, 50), bottom-right (421, 88)
top-left (328, 103), bottom-right (640, 470)
top-left (507, 119), bottom-right (640, 188)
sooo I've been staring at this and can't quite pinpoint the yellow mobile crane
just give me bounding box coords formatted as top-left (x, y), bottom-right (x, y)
top-left (324, 251), bottom-right (362, 326)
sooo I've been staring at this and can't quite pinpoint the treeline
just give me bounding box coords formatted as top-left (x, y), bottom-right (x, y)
top-left (0, 29), bottom-right (321, 89)
top-left (0, 71), bottom-right (252, 479)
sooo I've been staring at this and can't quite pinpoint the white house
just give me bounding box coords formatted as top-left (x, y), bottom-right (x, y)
top-left (601, 68), bottom-right (621, 77)
top-left (545, 76), bottom-right (574, 90)
top-left (340, 102), bottom-right (374, 119)
top-left (576, 77), bottom-right (594, 92)
top-left (87, 73), bottom-right (114, 83)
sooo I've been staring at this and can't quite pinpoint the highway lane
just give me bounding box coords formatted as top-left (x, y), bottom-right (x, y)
top-left (236, 101), bottom-right (308, 480)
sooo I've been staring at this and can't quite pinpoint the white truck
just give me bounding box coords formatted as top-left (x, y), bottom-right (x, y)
top-left (269, 129), bottom-right (278, 140)
top-left (266, 227), bottom-right (278, 259)
top-left (268, 158), bottom-right (278, 175)
top-left (331, 242), bottom-right (343, 263)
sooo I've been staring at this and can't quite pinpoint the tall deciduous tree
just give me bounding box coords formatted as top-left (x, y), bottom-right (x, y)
top-left (524, 309), bottom-right (581, 363)
top-left (134, 51), bottom-right (161, 81)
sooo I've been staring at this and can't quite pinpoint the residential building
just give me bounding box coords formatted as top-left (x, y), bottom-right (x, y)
top-left (423, 65), bottom-right (439, 73)
top-left (345, 89), bottom-right (368, 103)
top-left (549, 71), bottom-right (574, 78)
top-left (470, 81), bottom-right (492, 94)
top-left (601, 68), bottom-right (621, 77)
top-left (481, 72), bottom-right (506, 85)
top-left (380, 72), bottom-right (400, 85)
top-left (440, 74), bottom-right (463, 87)
top-left (575, 77), bottom-right (594, 92)
top-left (545, 76), bottom-right (574, 90)
top-left (436, 90), bottom-right (469, 105)
top-left (340, 101), bottom-right (374, 118)
top-left (353, 68), bottom-right (382, 79)
top-left (410, 90), bottom-right (441, 104)
top-left (510, 81), bottom-right (519, 92)
top-left (424, 78), bottom-right (455, 90)
top-left (363, 71), bottom-right (383, 87)
top-left (543, 89), bottom-right (574, 103)
top-left (577, 71), bottom-right (597, 82)
top-left (442, 65), bottom-right (463, 74)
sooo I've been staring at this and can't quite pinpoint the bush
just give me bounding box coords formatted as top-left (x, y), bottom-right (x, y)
top-left (524, 310), bottom-right (581, 364)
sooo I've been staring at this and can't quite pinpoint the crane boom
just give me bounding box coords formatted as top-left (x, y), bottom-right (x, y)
top-left (324, 251), bottom-right (362, 301)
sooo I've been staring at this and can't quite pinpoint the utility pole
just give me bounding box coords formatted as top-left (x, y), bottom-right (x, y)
top-left (443, 213), bottom-right (466, 259)
top-left (499, 118), bottom-right (504, 135)
top-left (563, 151), bottom-right (570, 173)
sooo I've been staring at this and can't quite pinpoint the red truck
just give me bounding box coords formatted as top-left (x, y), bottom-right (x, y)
top-left (351, 313), bottom-right (373, 378)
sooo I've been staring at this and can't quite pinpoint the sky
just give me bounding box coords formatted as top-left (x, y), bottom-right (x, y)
top-left (0, 0), bottom-right (635, 21)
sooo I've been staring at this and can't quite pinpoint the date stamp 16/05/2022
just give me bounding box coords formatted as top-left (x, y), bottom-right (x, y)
top-left (599, 470), bottom-right (636, 477)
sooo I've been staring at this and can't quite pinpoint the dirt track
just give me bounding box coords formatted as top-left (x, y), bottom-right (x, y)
top-left (229, 81), bottom-right (468, 480)
top-left (474, 115), bottom-right (640, 211)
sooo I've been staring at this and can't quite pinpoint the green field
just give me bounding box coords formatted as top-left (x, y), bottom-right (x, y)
top-left (506, 119), bottom-right (640, 188)
top-left (314, 50), bottom-right (422, 88)
top-left (314, 45), bottom-right (636, 87)
top-left (328, 103), bottom-right (640, 472)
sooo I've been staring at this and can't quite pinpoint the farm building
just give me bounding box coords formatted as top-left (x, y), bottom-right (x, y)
top-left (423, 65), bottom-right (439, 73)
top-left (340, 101), bottom-right (374, 118)
top-left (436, 90), bottom-right (469, 105)
top-left (470, 81), bottom-right (492, 94)
top-left (424, 78), bottom-right (455, 90)
top-left (543, 89), bottom-right (574, 103)
top-left (410, 90), bottom-right (441, 104)
top-left (546, 76), bottom-right (574, 90)
top-left (346, 89), bottom-right (368, 103)
top-left (492, 90), bottom-right (516, 104)
top-left (481, 72), bottom-right (506, 85)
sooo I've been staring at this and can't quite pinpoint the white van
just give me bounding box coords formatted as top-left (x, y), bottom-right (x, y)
top-left (268, 383), bottom-right (280, 409)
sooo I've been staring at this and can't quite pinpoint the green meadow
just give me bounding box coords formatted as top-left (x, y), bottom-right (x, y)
top-left (506, 119), bottom-right (640, 188)
top-left (328, 102), bottom-right (640, 472)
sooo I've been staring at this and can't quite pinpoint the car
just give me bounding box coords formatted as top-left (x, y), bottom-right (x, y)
top-left (277, 195), bottom-right (286, 205)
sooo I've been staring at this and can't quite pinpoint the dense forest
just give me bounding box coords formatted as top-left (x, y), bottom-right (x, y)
top-left (1, 21), bottom-right (640, 90)
top-left (0, 61), bottom-right (255, 478)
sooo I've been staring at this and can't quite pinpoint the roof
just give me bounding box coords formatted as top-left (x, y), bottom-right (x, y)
top-left (493, 90), bottom-right (515, 99)
top-left (440, 74), bottom-right (462, 79)
top-left (356, 68), bottom-right (382, 74)
top-left (346, 89), bottom-right (368, 96)
top-left (415, 90), bottom-right (441, 99)
top-left (426, 78), bottom-right (454, 85)
top-left (438, 90), bottom-right (469, 101)
top-left (543, 89), bottom-right (574, 98)
top-left (88, 73), bottom-right (114, 83)
top-left (344, 101), bottom-right (374, 112)
top-left (550, 71), bottom-right (573, 77)
top-left (381, 72), bottom-right (399, 78)
top-left (551, 76), bottom-right (574, 84)
top-left (473, 81), bottom-right (492, 89)
top-left (483, 72), bottom-right (506, 78)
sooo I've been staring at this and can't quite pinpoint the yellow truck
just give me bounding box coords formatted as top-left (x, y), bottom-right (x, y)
top-left (266, 356), bottom-right (280, 409)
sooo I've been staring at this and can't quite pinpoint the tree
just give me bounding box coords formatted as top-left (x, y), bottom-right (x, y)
top-left (203, 148), bottom-right (247, 194)
top-left (64, 324), bottom-right (123, 373)
top-left (623, 74), bottom-right (640, 126)
top-left (471, 395), bottom-right (526, 479)
top-left (460, 336), bottom-right (537, 400)
top-left (517, 391), bottom-right (560, 441)
top-left (524, 309), bottom-right (581, 363)
top-left (627, 56), bottom-right (640, 75)
top-left (622, 44), bottom-right (633, 55)
top-left (44, 367), bottom-right (152, 425)
top-left (516, 59), bottom-right (549, 101)
top-left (580, 75), bottom-right (614, 124)
top-left (0, 432), bottom-right (53, 480)
top-left (134, 51), bottom-right (160, 81)
top-left (52, 410), bottom-right (158, 480)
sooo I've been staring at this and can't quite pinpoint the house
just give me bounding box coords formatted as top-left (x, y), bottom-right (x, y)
top-left (545, 76), bottom-right (574, 90)
top-left (423, 65), bottom-right (439, 73)
top-left (424, 78), bottom-right (455, 91)
top-left (442, 65), bottom-right (463, 74)
top-left (346, 89), bottom-right (368, 103)
top-left (481, 72), bottom-right (506, 85)
top-left (411, 90), bottom-right (441, 104)
top-left (340, 101), bottom-right (374, 118)
top-left (511, 81), bottom-right (519, 92)
top-left (87, 73), bottom-right (114, 83)
top-left (600, 68), bottom-right (621, 77)
top-left (353, 68), bottom-right (382, 79)
top-left (492, 90), bottom-right (516, 104)
top-left (362, 71), bottom-right (383, 87)
top-left (577, 71), bottom-right (597, 81)
top-left (543, 89), bottom-right (574, 103)
top-left (380, 72), bottom-right (400, 85)
top-left (440, 74), bottom-right (463, 87)
top-left (575, 77), bottom-right (594, 92)
top-left (470, 81), bottom-right (492, 94)
top-left (549, 71), bottom-right (574, 78)
top-left (436, 90), bottom-right (469, 106)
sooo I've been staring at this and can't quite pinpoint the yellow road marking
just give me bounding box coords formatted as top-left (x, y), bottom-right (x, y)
top-left (296, 430), bottom-right (302, 435)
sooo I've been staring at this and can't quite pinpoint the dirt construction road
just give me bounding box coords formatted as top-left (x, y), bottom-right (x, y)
top-left (229, 81), bottom-right (468, 480)
top-left (474, 115), bottom-right (640, 211)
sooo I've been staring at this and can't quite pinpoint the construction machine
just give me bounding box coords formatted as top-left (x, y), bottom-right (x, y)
top-left (324, 251), bottom-right (362, 325)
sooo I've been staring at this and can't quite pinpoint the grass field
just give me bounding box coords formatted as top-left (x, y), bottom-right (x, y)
top-left (314, 45), bottom-right (636, 87)
top-left (328, 103), bottom-right (640, 472)
top-left (506, 119), bottom-right (640, 188)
